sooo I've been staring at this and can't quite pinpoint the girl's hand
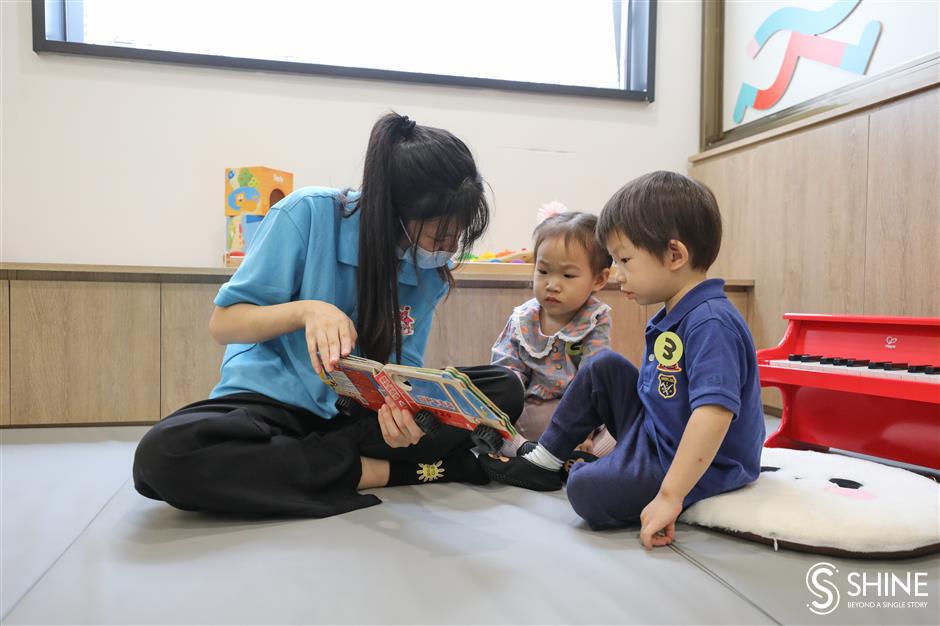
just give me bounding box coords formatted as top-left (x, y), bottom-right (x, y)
top-left (575, 433), bottom-right (595, 454)
top-left (639, 491), bottom-right (683, 550)
top-left (377, 399), bottom-right (424, 448)
top-left (301, 300), bottom-right (357, 375)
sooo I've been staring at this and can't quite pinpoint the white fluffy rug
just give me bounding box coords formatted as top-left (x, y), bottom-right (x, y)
top-left (680, 448), bottom-right (940, 558)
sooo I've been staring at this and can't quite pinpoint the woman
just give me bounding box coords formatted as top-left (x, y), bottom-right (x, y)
top-left (133, 113), bottom-right (523, 517)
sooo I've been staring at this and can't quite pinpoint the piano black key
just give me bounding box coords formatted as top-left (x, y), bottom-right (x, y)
top-left (885, 362), bottom-right (909, 371)
top-left (788, 354), bottom-right (804, 361)
top-left (832, 358), bottom-right (848, 366)
top-left (800, 355), bottom-right (823, 362)
top-left (868, 361), bottom-right (888, 369)
top-left (908, 365), bottom-right (928, 373)
top-left (925, 367), bottom-right (940, 375)
top-left (821, 357), bottom-right (836, 364)
top-left (847, 359), bottom-right (870, 367)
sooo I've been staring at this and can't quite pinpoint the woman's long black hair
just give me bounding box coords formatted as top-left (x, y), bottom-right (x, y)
top-left (348, 112), bottom-right (489, 363)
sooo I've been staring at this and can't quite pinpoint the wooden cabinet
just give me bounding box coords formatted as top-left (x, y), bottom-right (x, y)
top-left (426, 280), bottom-right (753, 372)
top-left (0, 264), bottom-right (754, 426)
top-left (1, 280), bottom-right (9, 425)
top-left (596, 293), bottom-right (649, 366)
top-left (161, 284), bottom-right (226, 415)
top-left (9, 280), bottom-right (161, 424)
top-left (425, 287), bottom-right (525, 368)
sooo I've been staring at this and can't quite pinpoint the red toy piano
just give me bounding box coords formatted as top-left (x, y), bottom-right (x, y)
top-left (758, 314), bottom-right (940, 470)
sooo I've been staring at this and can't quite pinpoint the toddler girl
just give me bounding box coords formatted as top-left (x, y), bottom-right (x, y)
top-left (491, 212), bottom-right (616, 459)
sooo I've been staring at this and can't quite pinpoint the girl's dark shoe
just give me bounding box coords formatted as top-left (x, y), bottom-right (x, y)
top-left (479, 453), bottom-right (563, 491)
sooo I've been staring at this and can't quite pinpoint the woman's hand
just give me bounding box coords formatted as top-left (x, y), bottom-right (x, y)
top-left (300, 300), bottom-right (357, 375)
top-left (377, 399), bottom-right (425, 448)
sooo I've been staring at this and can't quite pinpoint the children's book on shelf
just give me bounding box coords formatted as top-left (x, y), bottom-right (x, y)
top-left (319, 356), bottom-right (517, 440)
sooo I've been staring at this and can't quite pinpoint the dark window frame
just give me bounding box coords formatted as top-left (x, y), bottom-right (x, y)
top-left (33, 0), bottom-right (658, 103)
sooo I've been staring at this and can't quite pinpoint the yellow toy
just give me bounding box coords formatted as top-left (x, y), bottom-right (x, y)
top-left (460, 249), bottom-right (533, 264)
top-left (497, 249), bottom-right (534, 263)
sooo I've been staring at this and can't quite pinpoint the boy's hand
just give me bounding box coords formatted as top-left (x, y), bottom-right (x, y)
top-left (639, 405), bottom-right (733, 550)
top-left (377, 399), bottom-right (424, 448)
top-left (639, 491), bottom-right (683, 550)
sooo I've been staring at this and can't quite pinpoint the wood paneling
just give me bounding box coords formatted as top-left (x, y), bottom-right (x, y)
top-left (864, 89), bottom-right (940, 316)
top-left (161, 283), bottom-right (226, 415)
top-left (691, 87), bottom-right (938, 409)
top-left (695, 115), bottom-right (869, 353)
top-left (9, 281), bottom-right (160, 424)
top-left (1, 281), bottom-right (9, 425)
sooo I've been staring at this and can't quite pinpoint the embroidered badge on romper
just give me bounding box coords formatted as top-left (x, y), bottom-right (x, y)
top-left (657, 373), bottom-right (678, 399)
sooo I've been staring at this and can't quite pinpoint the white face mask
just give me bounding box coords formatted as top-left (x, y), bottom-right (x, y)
top-left (398, 219), bottom-right (453, 269)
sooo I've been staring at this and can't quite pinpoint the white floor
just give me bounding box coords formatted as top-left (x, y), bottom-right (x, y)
top-left (2, 420), bottom-right (938, 625)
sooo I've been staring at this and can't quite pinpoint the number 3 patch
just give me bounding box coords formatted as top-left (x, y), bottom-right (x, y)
top-left (653, 331), bottom-right (683, 367)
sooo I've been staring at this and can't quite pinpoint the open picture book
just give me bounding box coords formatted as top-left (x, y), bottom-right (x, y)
top-left (319, 356), bottom-right (517, 440)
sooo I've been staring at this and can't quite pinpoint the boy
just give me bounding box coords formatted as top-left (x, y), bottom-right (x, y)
top-left (481, 171), bottom-right (765, 549)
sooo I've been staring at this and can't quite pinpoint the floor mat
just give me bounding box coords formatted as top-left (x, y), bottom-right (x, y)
top-left (0, 426), bottom-right (147, 618)
top-left (5, 480), bottom-right (773, 625)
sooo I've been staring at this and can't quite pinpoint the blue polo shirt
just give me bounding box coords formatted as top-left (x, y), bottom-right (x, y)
top-left (210, 187), bottom-right (449, 417)
top-left (639, 279), bottom-right (765, 505)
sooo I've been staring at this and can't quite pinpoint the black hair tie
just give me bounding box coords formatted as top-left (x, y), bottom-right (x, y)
top-left (398, 115), bottom-right (417, 138)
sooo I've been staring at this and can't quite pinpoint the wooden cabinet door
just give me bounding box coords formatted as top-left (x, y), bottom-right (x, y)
top-left (1, 280), bottom-right (9, 425)
top-left (425, 286), bottom-right (652, 369)
top-left (726, 290), bottom-right (750, 326)
top-left (425, 287), bottom-right (524, 368)
top-left (161, 283), bottom-right (225, 415)
top-left (10, 280), bottom-right (160, 425)
top-left (595, 292), bottom-right (648, 366)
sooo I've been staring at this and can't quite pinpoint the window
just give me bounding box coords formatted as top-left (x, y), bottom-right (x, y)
top-left (34, 0), bottom-right (657, 101)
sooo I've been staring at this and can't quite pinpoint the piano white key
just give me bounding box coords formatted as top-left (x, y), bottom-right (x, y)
top-left (765, 360), bottom-right (939, 384)
top-left (882, 366), bottom-right (916, 381)
top-left (859, 367), bottom-right (904, 381)
top-left (814, 362), bottom-right (861, 376)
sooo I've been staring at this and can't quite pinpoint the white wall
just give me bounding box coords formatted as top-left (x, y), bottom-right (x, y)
top-left (2, 0), bottom-right (702, 267)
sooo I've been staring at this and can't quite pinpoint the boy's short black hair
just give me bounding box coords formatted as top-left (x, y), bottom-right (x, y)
top-left (597, 171), bottom-right (722, 271)
top-left (534, 211), bottom-right (612, 276)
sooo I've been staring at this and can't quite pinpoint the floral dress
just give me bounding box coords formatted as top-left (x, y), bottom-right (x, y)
top-left (491, 296), bottom-right (617, 454)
